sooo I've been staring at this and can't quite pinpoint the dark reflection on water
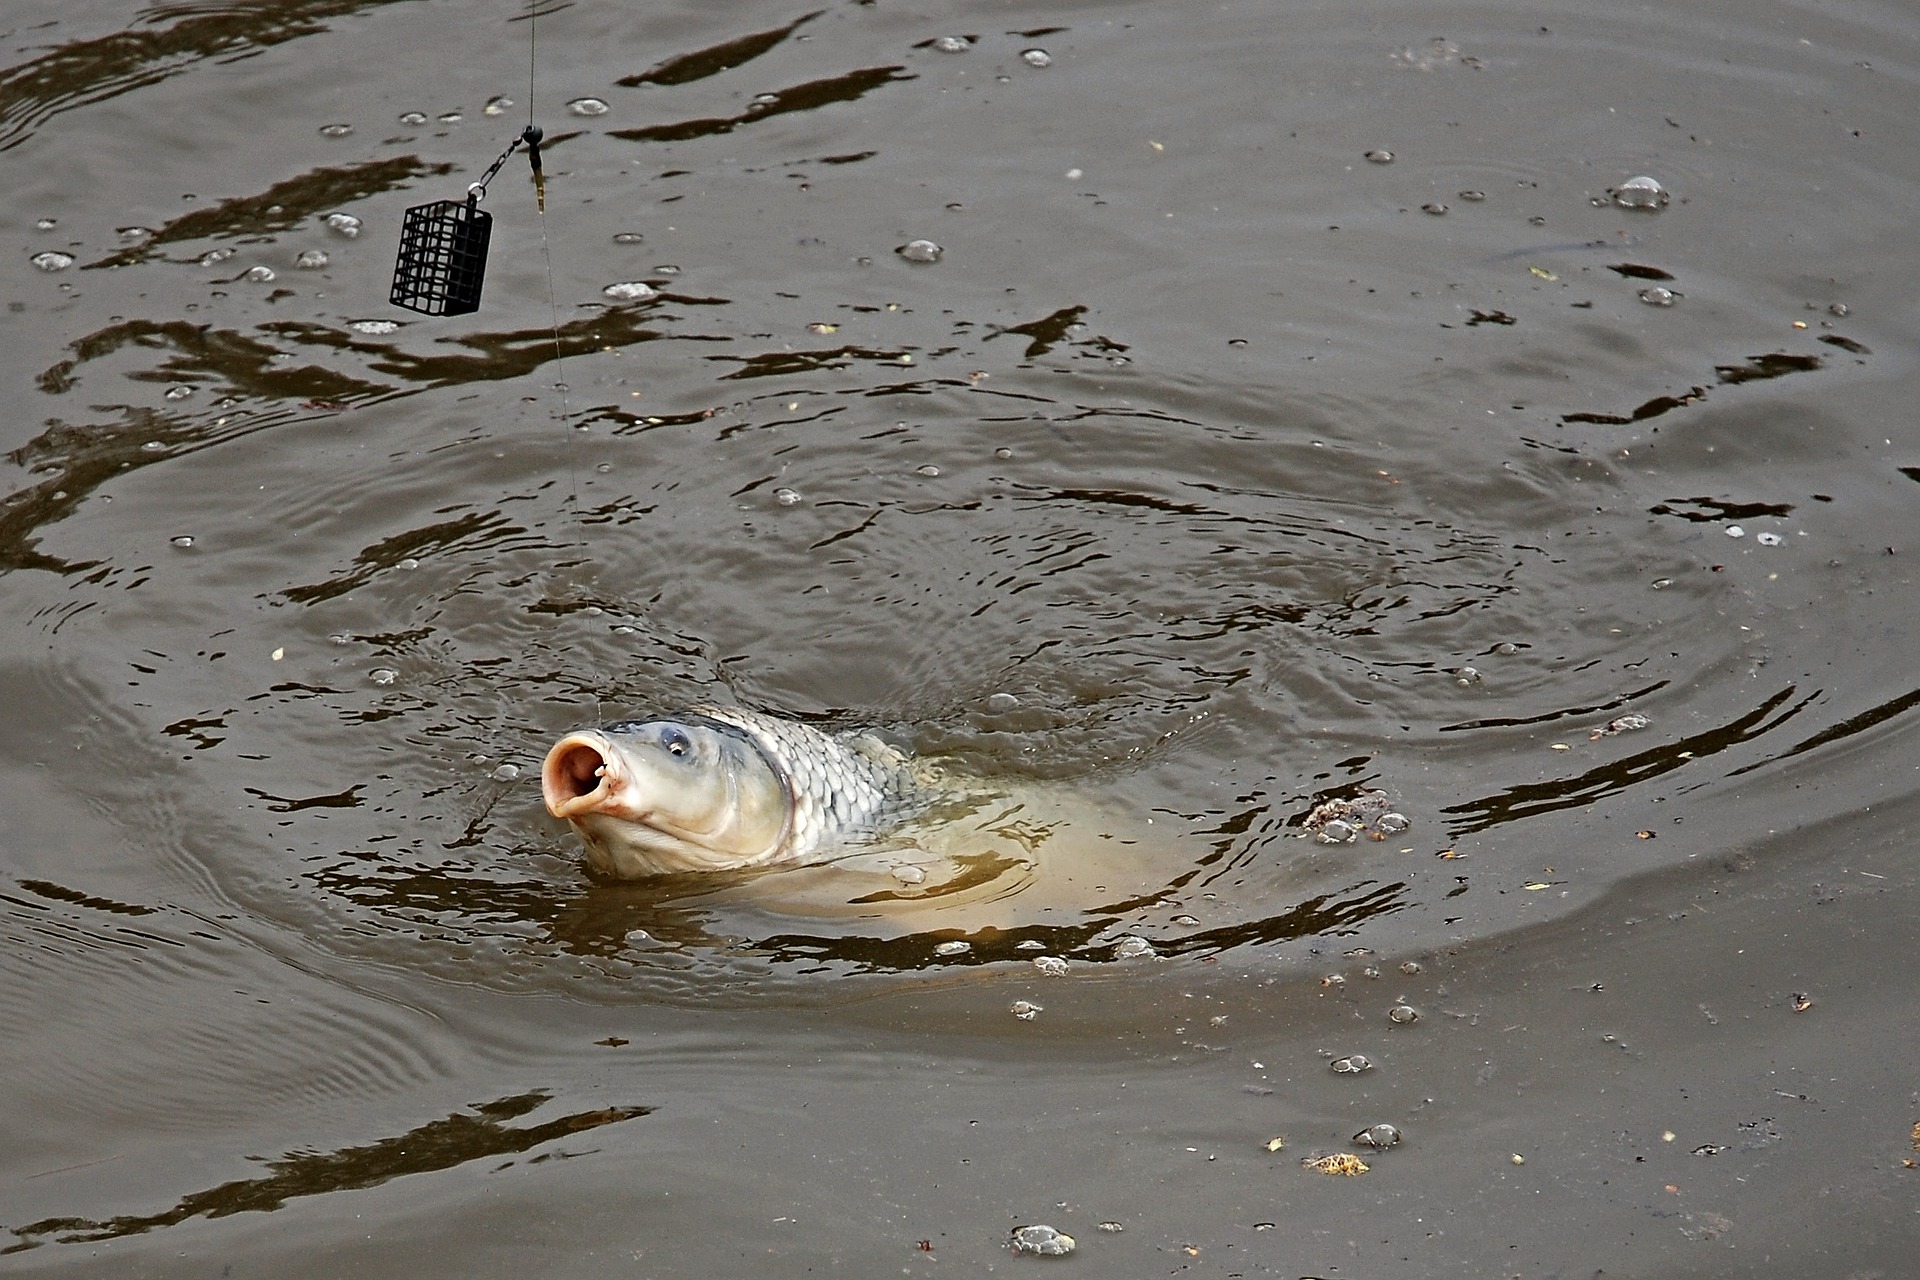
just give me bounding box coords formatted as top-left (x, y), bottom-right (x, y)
top-left (1441, 685), bottom-right (1816, 835)
top-left (616, 9), bottom-right (822, 88)
top-left (1561, 349), bottom-right (1825, 424)
top-left (83, 156), bottom-right (452, 269)
top-left (3, 1092), bottom-right (651, 1252)
top-left (607, 65), bottom-right (913, 144)
top-left (0, 0), bottom-right (406, 152)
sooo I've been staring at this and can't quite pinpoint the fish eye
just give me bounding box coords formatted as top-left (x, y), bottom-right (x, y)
top-left (662, 727), bottom-right (692, 757)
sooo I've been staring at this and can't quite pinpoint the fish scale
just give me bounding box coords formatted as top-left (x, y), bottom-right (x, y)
top-left (695, 706), bottom-right (912, 859)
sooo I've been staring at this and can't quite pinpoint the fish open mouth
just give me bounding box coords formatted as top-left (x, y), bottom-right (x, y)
top-left (542, 733), bottom-right (617, 819)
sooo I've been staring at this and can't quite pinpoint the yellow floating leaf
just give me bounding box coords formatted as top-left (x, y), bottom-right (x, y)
top-left (1302, 1153), bottom-right (1369, 1176)
top-left (1265, 1136), bottom-right (1287, 1152)
top-left (1529, 266), bottom-right (1557, 281)
top-left (1524, 882), bottom-right (1552, 891)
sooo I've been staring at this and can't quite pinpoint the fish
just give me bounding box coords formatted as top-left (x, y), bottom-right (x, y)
top-left (541, 705), bottom-right (953, 879)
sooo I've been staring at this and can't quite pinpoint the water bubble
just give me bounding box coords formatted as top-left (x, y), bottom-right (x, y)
top-left (1454, 666), bottom-right (1481, 685)
top-left (169, 535), bottom-right (195, 548)
top-left (986, 692), bottom-right (1020, 712)
top-left (1493, 641), bottom-right (1520, 655)
top-left (1032, 955), bottom-right (1069, 976)
top-left (1113, 936), bottom-right (1157, 960)
top-left (1021, 48), bottom-right (1053, 67)
top-left (1458, 189), bottom-right (1486, 201)
top-left (295, 249), bottom-right (329, 270)
top-left (328, 633), bottom-right (352, 646)
top-left (594, 462), bottom-right (613, 474)
top-left (567, 97), bottom-right (610, 117)
top-left (1651, 576), bottom-right (1674, 590)
top-left (994, 447), bottom-right (1013, 459)
top-left (245, 265), bottom-right (277, 282)
top-left (897, 238), bottom-right (943, 263)
top-left (1610, 175), bottom-right (1670, 210)
top-left (612, 231), bottom-right (644, 244)
top-left (890, 864), bottom-right (926, 885)
top-left (1015, 939), bottom-right (1046, 951)
top-left (198, 247), bottom-right (235, 266)
top-left (325, 212), bottom-right (363, 238)
top-left (654, 264), bottom-right (680, 275)
top-left (318, 122), bottom-right (353, 138)
top-left (1170, 914), bottom-right (1200, 927)
top-left (1754, 531), bottom-right (1784, 547)
top-left (369, 668), bottom-right (398, 686)
top-left (610, 624), bottom-right (637, 635)
top-left (1725, 525), bottom-right (1747, 539)
top-left (1377, 811), bottom-right (1410, 834)
top-left (1389, 1004), bottom-right (1420, 1024)
top-left (914, 464), bottom-right (940, 477)
top-left (141, 440), bottom-right (167, 452)
top-left (483, 95), bottom-right (514, 116)
top-left (348, 318), bottom-right (399, 335)
top-left (1321, 973), bottom-right (1347, 989)
top-left (437, 111), bottom-right (462, 123)
top-left (1365, 148), bottom-right (1394, 164)
top-left (491, 763), bottom-right (520, 782)
top-left (118, 226), bottom-right (153, 245)
top-left (1422, 202), bottom-right (1448, 215)
top-left (398, 111), bottom-right (429, 126)
top-left (1010, 1000), bottom-right (1042, 1020)
top-left (33, 217), bottom-right (56, 230)
top-left (1638, 285), bottom-right (1676, 307)
top-left (393, 558), bottom-right (419, 571)
top-left (933, 940), bottom-right (972, 957)
top-left (1315, 819), bottom-right (1358, 845)
top-left (1010, 1225), bottom-right (1074, 1257)
top-left (1330, 1053), bottom-right (1374, 1074)
top-left (164, 385), bottom-right (194, 401)
top-left (30, 250), bottom-right (73, 272)
top-left (1400, 961), bottom-right (1423, 974)
top-left (1355, 1123), bottom-right (1402, 1148)
top-left (773, 487), bottom-right (802, 506)
top-left (933, 35), bottom-right (973, 53)
top-left (1827, 302), bottom-right (1849, 318)
top-left (602, 281), bottom-right (658, 302)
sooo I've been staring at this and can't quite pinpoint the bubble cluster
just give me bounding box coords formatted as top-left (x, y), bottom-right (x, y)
top-left (1010, 1225), bottom-right (1074, 1256)
top-left (1610, 175), bottom-right (1670, 210)
top-left (348, 319), bottom-right (400, 335)
top-left (325, 213), bottom-right (363, 237)
top-left (1330, 1053), bottom-right (1373, 1074)
top-left (602, 281), bottom-right (659, 302)
top-left (1032, 955), bottom-right (1068, 976)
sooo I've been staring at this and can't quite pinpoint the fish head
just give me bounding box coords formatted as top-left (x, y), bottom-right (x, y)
top-left (541, 716), bottom-right (792, 876)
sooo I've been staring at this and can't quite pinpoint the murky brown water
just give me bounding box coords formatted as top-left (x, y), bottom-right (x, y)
top-left (5, 0), bottom-right (1918, 1273)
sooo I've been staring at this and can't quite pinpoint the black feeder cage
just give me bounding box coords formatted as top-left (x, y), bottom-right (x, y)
top-left (390, 194), bottom-right (492, 316)
top-left (389, 126), bottom-right (542, 318)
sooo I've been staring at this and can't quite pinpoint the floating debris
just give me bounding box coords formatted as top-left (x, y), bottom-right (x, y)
top-left (1302, 1153), bottom-right (1369, 1176)
top-left (1306, 790), bottom-right (1410, 843)
top-left (1010, 1224), bottom-right (1074, 1256)
top-left (1264, 1135), bottom-right (1287, 1152)
top-left (1590, 713), bottom-right (1651, 740)
top-left (1791, 992), bottom-right (1814, 1012)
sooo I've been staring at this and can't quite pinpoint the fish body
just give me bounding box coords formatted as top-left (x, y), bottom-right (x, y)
top-left (541, 706), bottom-right (938, 878)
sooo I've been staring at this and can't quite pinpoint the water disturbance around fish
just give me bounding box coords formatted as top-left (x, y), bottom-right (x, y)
top-left (2, 0), bottom-right (1918, 1274)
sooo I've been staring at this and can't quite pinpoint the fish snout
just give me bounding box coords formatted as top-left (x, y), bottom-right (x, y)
top-left (542, 732), bottom-right (623, 819)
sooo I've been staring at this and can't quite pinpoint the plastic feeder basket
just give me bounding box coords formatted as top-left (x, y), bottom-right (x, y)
top-left (390, 197), bottom-right (492, 316)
